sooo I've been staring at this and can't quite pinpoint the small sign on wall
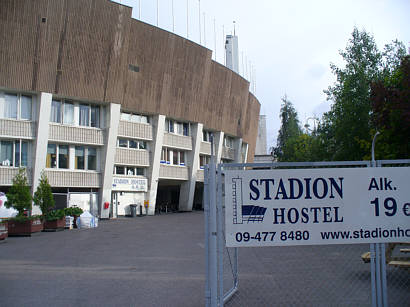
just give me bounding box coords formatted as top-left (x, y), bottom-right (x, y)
top-left (112, 177), bottom-right (148, 192)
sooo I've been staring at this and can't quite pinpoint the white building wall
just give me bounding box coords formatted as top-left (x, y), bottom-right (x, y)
top-left (31, 92), bottom-right (52, 215)
top-left (225, 35), bottom-right (239, 73)
top-left (255, 115), bottom-right (267, 155)
top-left (146, 114), bottom-right (165, 215)
top-left (99, 103), bottom-right (121, 219)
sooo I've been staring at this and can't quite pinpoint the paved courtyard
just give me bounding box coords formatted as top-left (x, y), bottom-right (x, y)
top-left (1, 211), bottom-right (409, 306)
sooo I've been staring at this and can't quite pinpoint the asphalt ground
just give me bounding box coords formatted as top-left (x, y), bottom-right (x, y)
top-left (1, 212), bottom-right (409, 307)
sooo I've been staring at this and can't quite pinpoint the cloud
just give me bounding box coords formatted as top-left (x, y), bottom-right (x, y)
top-left (307, 64), bottom-right (327, 80)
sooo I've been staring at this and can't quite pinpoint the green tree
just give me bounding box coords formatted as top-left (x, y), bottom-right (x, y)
top-left (323, 27), bottom-right (382, 161)
top-left (5, 168), bottom-right (32, 217)
top-left (273, 95), bottom-right (302, 161)
top-left (33, 172), bottom-right (55, 218)
top-left (370, 55), bottom-right (410, 159)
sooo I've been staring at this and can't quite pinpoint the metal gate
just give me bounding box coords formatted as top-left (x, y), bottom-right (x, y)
top-left (204, 159), bottom-right (410, 306)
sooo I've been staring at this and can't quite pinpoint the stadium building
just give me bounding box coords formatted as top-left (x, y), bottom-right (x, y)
top-left (0, 0), bottom-right (260, 218)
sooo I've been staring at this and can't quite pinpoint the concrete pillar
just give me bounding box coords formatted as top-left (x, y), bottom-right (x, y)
top-left (213, 131), bottom-right (224, 163)
top-left (146, 114), bottom-right (165, 215)
top-left (31, 92), bottom-right (52, 215)
top-left (99, 103), bottom-right (121, 219)
top-left (179, 123), bottom-right (202, 211)
top-left (234, 138), bottom-right (243, 163)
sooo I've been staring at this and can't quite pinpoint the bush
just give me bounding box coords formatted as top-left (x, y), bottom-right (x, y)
top-left (5, 168), bottom-right (32, 218)
top-left (33, 172), bottom-right (55, 219)
top-left (64, 206), bottom-right (83, 216)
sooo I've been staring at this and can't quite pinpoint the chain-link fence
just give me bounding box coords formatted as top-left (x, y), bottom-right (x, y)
top-left (205, 160), bottom-right (410, 306)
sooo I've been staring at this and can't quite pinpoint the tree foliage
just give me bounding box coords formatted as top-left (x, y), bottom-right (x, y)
top-left (273, 96), bottom-right (302, 161)
top-left (370, 55), bottom-right (410, 159)
top-left (5, 168), bottom-right (32, 217)
top-left (33, 172), bottom-right (55, 218)
top-left (272, 28), bottom-right (407, 162)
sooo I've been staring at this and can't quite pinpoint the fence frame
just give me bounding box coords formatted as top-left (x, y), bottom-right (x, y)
top-left (204, 159), bottom-right (410, 307)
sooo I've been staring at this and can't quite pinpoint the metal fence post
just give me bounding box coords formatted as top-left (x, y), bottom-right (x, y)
top-left (204, 165), bottom-right (211, 306)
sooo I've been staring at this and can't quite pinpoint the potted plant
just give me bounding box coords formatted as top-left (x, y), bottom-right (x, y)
top-left (33, 172), bottom-right (64, 231)
top-left (5, 168), bottom-right (43, 236)
top-left (43, 209), bottom-right (66, 231)
top-left (64, 206), bottom-right (83, 228)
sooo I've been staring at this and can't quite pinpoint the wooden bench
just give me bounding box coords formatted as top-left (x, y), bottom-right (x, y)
top-left (361, 243), bottom-right (410, 268)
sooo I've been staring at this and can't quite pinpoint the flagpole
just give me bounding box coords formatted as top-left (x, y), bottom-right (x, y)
top-left (186, 0), bottom-right (189, 38)
top-left (199, 0), bottom-right (201, 45)
top-left (156, 0), bottom-right (159, 27)
top-left (172, 0), bottom-right (175, 32)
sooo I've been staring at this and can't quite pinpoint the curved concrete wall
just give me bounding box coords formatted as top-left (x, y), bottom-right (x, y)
top-left (0, 0), bottom-right (260, 157)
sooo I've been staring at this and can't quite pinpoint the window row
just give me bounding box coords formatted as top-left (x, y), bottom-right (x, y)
top-left (165, 119), bottom-right (190, 136)
top-left (224, 136), bottom-right (234, 148)
top-left (0, 93), bottom-right (33, 120)
top-left (202, 130), bottom-right (213, 142)
top-left (117, 138), bottom-right (147, 150)
top-left (199, 155), bottom-right (210, 169)
top-left (0, 140), bottom-right (29, 167)
top-left (114, 165), bottom-right (145, 176)
top-left (161, 148), bottom-right (186, 166)
top-left (50, 100), bottom-right (103, 128)
top-left (46, 144), bottom-right (97, 170)
top-left (120, 112), bottom-right (149, 124)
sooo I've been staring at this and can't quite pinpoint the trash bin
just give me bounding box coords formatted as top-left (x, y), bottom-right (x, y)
top-left (129, 204), bottom-right (137, 217)
top-left (137, 204), bottom-right (145, 217)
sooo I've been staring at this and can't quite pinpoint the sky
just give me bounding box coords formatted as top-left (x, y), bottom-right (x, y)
top-left (114, 0), bottom-right (410, 151)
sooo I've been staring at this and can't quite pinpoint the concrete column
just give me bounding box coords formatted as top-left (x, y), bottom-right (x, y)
top-left (31, 92), bottom-right (52, 215)
top-left (99, 103), bottom-right (121, 219)
top-left (179, 123), bottom-right (202, 211)
top-left (146, 114), bottom-right (165, 215)
top-left (234, 138), bottom-right (243, 163)
top-left (213, 131), bottom-right (224, 163)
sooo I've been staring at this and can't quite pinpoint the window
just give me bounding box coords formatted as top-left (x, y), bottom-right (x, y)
top-left (91, 105), bottom-right (100, 127)
top-left (63, 102), bottom-right (74, 124)
top-left (203, 130), bottom-right (212, 142)
top-left (0, 141), bottom-right (13, 166)
top-left (87, 147), bottom-right (97, 170)
top-left (51, 100), bottom-right (74, 124)
top-left (161, 148), bottom-right (185, 166)
top-left (120, 112), bottom-right (149, 123)
top-left (75, 146), bottom-right (85, 169)
top-left (46, 144), bottom-right (57, 168)
top-left (200, 155), bottom-right (211, 169)
top-left (0, 140), bottom-right (29, 167)
top-left (115, 166), bottom-right (125, 175)
top-left (79, 105), bottom-right (90, 127)
top-left (165, 119), bottom-right (190, 136)
top-left (0, 93), bottom-right (32, 120)
top-left (114, 165), bottom-right (145, 176)
top-left (117, 138), bottom-right (147, 150)
top-left (224, 136), bottom-right (234, 148)
top-left (58, 145), bottom-right (69, 169)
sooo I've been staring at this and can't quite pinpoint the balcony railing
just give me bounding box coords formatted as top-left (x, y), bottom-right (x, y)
top-left (44, 169), bottom-right (101, 187)
top-left (48, 124), bottom-right (104, 145)
top-left (200, 142), bottom-right (211, 155)
top-left (196, 169), bottom-right (204, 182)
top-left (118, 121), bottom-right (153, 140)
top-left (0, 167), bottom-right (32, 186)
top-left (221, 146), bottom-right (235, 160)
top-left (0, 119), bottom-right (36, 139)
top-left (163, 133), bottom-right (192, 150)
top-left (159, 164), bottom-right (189, 180)
top-left (115, 148), bottom-right (150, 166)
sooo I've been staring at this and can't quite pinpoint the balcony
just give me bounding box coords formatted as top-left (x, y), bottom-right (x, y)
top-left (200, 142), bottom-right (211, 155)
top-left (221, 146), bottom-right (235, 160)
top-left (48, 124), bottom-right (104, 145)
top-left (118, 121), bottom-right (153, 140)
top-left (159, 164), bottom-right (189, 180)
top-left (163, 133), bottom-right (192, 150)
top-left (0, 167), bottom-right (32, 186)
top-left (44, 169), bottom-right (101, 187)
top-left (115, 148), bottom-right (150, 166)
top-left (196, 169), bottom-right (204, 182)
top-left (0, 119), bottom-right (36, 139)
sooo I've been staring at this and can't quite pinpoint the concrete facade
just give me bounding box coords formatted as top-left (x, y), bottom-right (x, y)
top-left (0, 0), bottom-right (260, 217)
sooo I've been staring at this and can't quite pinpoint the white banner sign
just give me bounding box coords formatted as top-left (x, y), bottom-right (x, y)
top-left (224, 167), bottom-right (410, 247)
top-left (112, 177), bottom-right (148, 192)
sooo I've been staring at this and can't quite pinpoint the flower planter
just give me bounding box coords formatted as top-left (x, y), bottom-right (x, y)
top-left (8, 218), bottom-right (43, 236)
top-left (0, 222), bottom-right (8, 240)
top-left (43, 218), bottom-right (65, 231)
